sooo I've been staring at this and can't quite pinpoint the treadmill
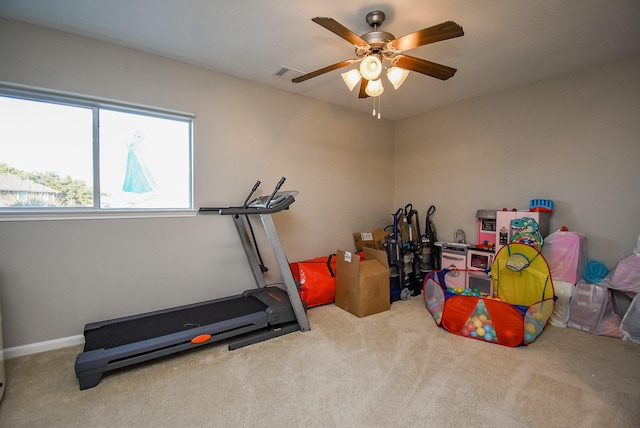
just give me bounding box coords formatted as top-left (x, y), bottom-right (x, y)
top-left (74, 178), bottom-right (310, 390)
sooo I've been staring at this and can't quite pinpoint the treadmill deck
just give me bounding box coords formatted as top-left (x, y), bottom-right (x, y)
top-left (83, 296), bottom-right (267, 351)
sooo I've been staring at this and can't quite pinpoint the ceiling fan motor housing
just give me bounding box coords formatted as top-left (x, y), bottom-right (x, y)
top-left (356, 10), bottom-right (396, 57)
top-left (361, 11), bottom-right (395, 55)
top-left (361, 31), bottom-right (395, 47)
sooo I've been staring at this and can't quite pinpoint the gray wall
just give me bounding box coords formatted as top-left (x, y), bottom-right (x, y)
top-left (394, 55), bottom-right (640, 266)
top-left (1, 18), bottom-right (639, 351)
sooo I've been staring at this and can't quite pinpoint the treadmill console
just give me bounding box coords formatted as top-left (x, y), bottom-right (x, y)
top-left (248, 191), bottom-right (298, 209)
top-left (198, 178), bottom-right (297, 215)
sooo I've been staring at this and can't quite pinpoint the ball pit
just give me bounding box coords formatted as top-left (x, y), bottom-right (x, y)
top-left (424, 244), bottom-right (555, 347)
top-left (460, 300), bottom-right (499, 343)
top-left (426, 295), bottom-right (444, 324)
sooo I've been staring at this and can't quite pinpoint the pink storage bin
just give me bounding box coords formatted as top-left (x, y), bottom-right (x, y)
top-left (620, 293), bottom-right (640, 343)
top-left (603, 254), bottom-right (640, 295)
top-left (542, 231), bottom-right (586, 284)
top-left (567, 280), bottom-right (610, 333)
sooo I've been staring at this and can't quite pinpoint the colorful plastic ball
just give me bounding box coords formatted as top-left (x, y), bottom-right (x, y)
top-left (477, 327), bottom-right (485, 336)
top-left (525, 323), bottom-right (537, 334)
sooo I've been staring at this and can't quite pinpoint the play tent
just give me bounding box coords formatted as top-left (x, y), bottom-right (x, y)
top-left (424, 243), bottom-right (555, 346)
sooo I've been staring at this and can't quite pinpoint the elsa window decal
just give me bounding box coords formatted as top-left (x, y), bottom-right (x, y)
top-left (98, 108), bottom-right (192, 209)
top-left (122, 130), bottom-right (156, 194)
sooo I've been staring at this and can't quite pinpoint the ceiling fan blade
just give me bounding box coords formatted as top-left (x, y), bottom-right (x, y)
top-left (394, 55), bottom-right (457, 80)
top-left (390, 21), bottom-right (464, 52)
top-left (292, 59), bottom-right (356, 83)
top-left (358, 78), bottom-right (369, 98)
top-left (312, 17), bottom-right (368, 46)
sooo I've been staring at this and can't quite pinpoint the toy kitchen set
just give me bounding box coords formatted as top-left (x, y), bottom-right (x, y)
top-left (436, 200), bottom-right (552, 295)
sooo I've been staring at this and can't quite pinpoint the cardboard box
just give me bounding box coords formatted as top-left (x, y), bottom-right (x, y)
top-left (335, 247), bottom-right (390, 317)
top-left (352, 228), bottom-right (388, 252)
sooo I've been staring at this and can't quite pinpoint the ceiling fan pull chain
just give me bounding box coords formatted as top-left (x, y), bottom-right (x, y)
top-left (372, 96), bottom-right (381, 119)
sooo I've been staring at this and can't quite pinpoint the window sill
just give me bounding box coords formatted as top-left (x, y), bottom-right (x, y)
top-left (0, 209), bottom-right (198, 222)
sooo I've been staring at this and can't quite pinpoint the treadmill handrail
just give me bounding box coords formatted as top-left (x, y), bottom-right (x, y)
top-left (199, 194), bottom-right (295, 215)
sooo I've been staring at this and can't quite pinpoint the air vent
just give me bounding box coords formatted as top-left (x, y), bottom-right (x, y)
top-left (273, 66), bottom-right (304, 81)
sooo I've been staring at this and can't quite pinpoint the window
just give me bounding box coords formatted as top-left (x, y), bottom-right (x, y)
top-left (0, 84), bottom-right (194, 219)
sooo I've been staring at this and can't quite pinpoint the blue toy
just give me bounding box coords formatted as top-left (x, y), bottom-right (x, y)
top-left (529, 199), bottom-right (554, 213)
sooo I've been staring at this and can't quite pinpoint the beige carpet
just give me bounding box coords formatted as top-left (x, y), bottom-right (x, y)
top-left (0, 296), bottom-right (639, 427)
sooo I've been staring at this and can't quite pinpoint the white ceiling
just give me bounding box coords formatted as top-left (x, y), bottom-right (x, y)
top-left (1, 0), bottom-right (640, 121)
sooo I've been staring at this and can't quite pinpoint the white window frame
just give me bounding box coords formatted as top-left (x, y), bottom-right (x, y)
top-left (0, 82), bottom-right (196, 221)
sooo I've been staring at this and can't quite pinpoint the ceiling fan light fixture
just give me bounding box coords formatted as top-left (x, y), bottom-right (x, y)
top-left (359, 55), bottom-right (383, 80)
top-left (341, 69), bottom-right (362, 91)
top-left (387, 66), bottom-right (409, 90)
top-left (365, 79), bottom-right (384, 97)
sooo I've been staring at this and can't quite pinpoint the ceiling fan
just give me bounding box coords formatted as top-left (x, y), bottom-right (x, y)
top-left (292, 11), bottom-right (464, 99)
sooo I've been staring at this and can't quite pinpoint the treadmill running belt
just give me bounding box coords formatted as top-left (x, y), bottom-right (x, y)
top-left (83, 296), bottom-right (268, 351)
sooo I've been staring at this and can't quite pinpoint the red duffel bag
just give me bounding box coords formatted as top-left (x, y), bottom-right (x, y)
top-left (290, 255), bottom-right (337, 308)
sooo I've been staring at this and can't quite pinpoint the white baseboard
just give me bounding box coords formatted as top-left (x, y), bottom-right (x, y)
top-left (4, 335), bottom-right (85, 359)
